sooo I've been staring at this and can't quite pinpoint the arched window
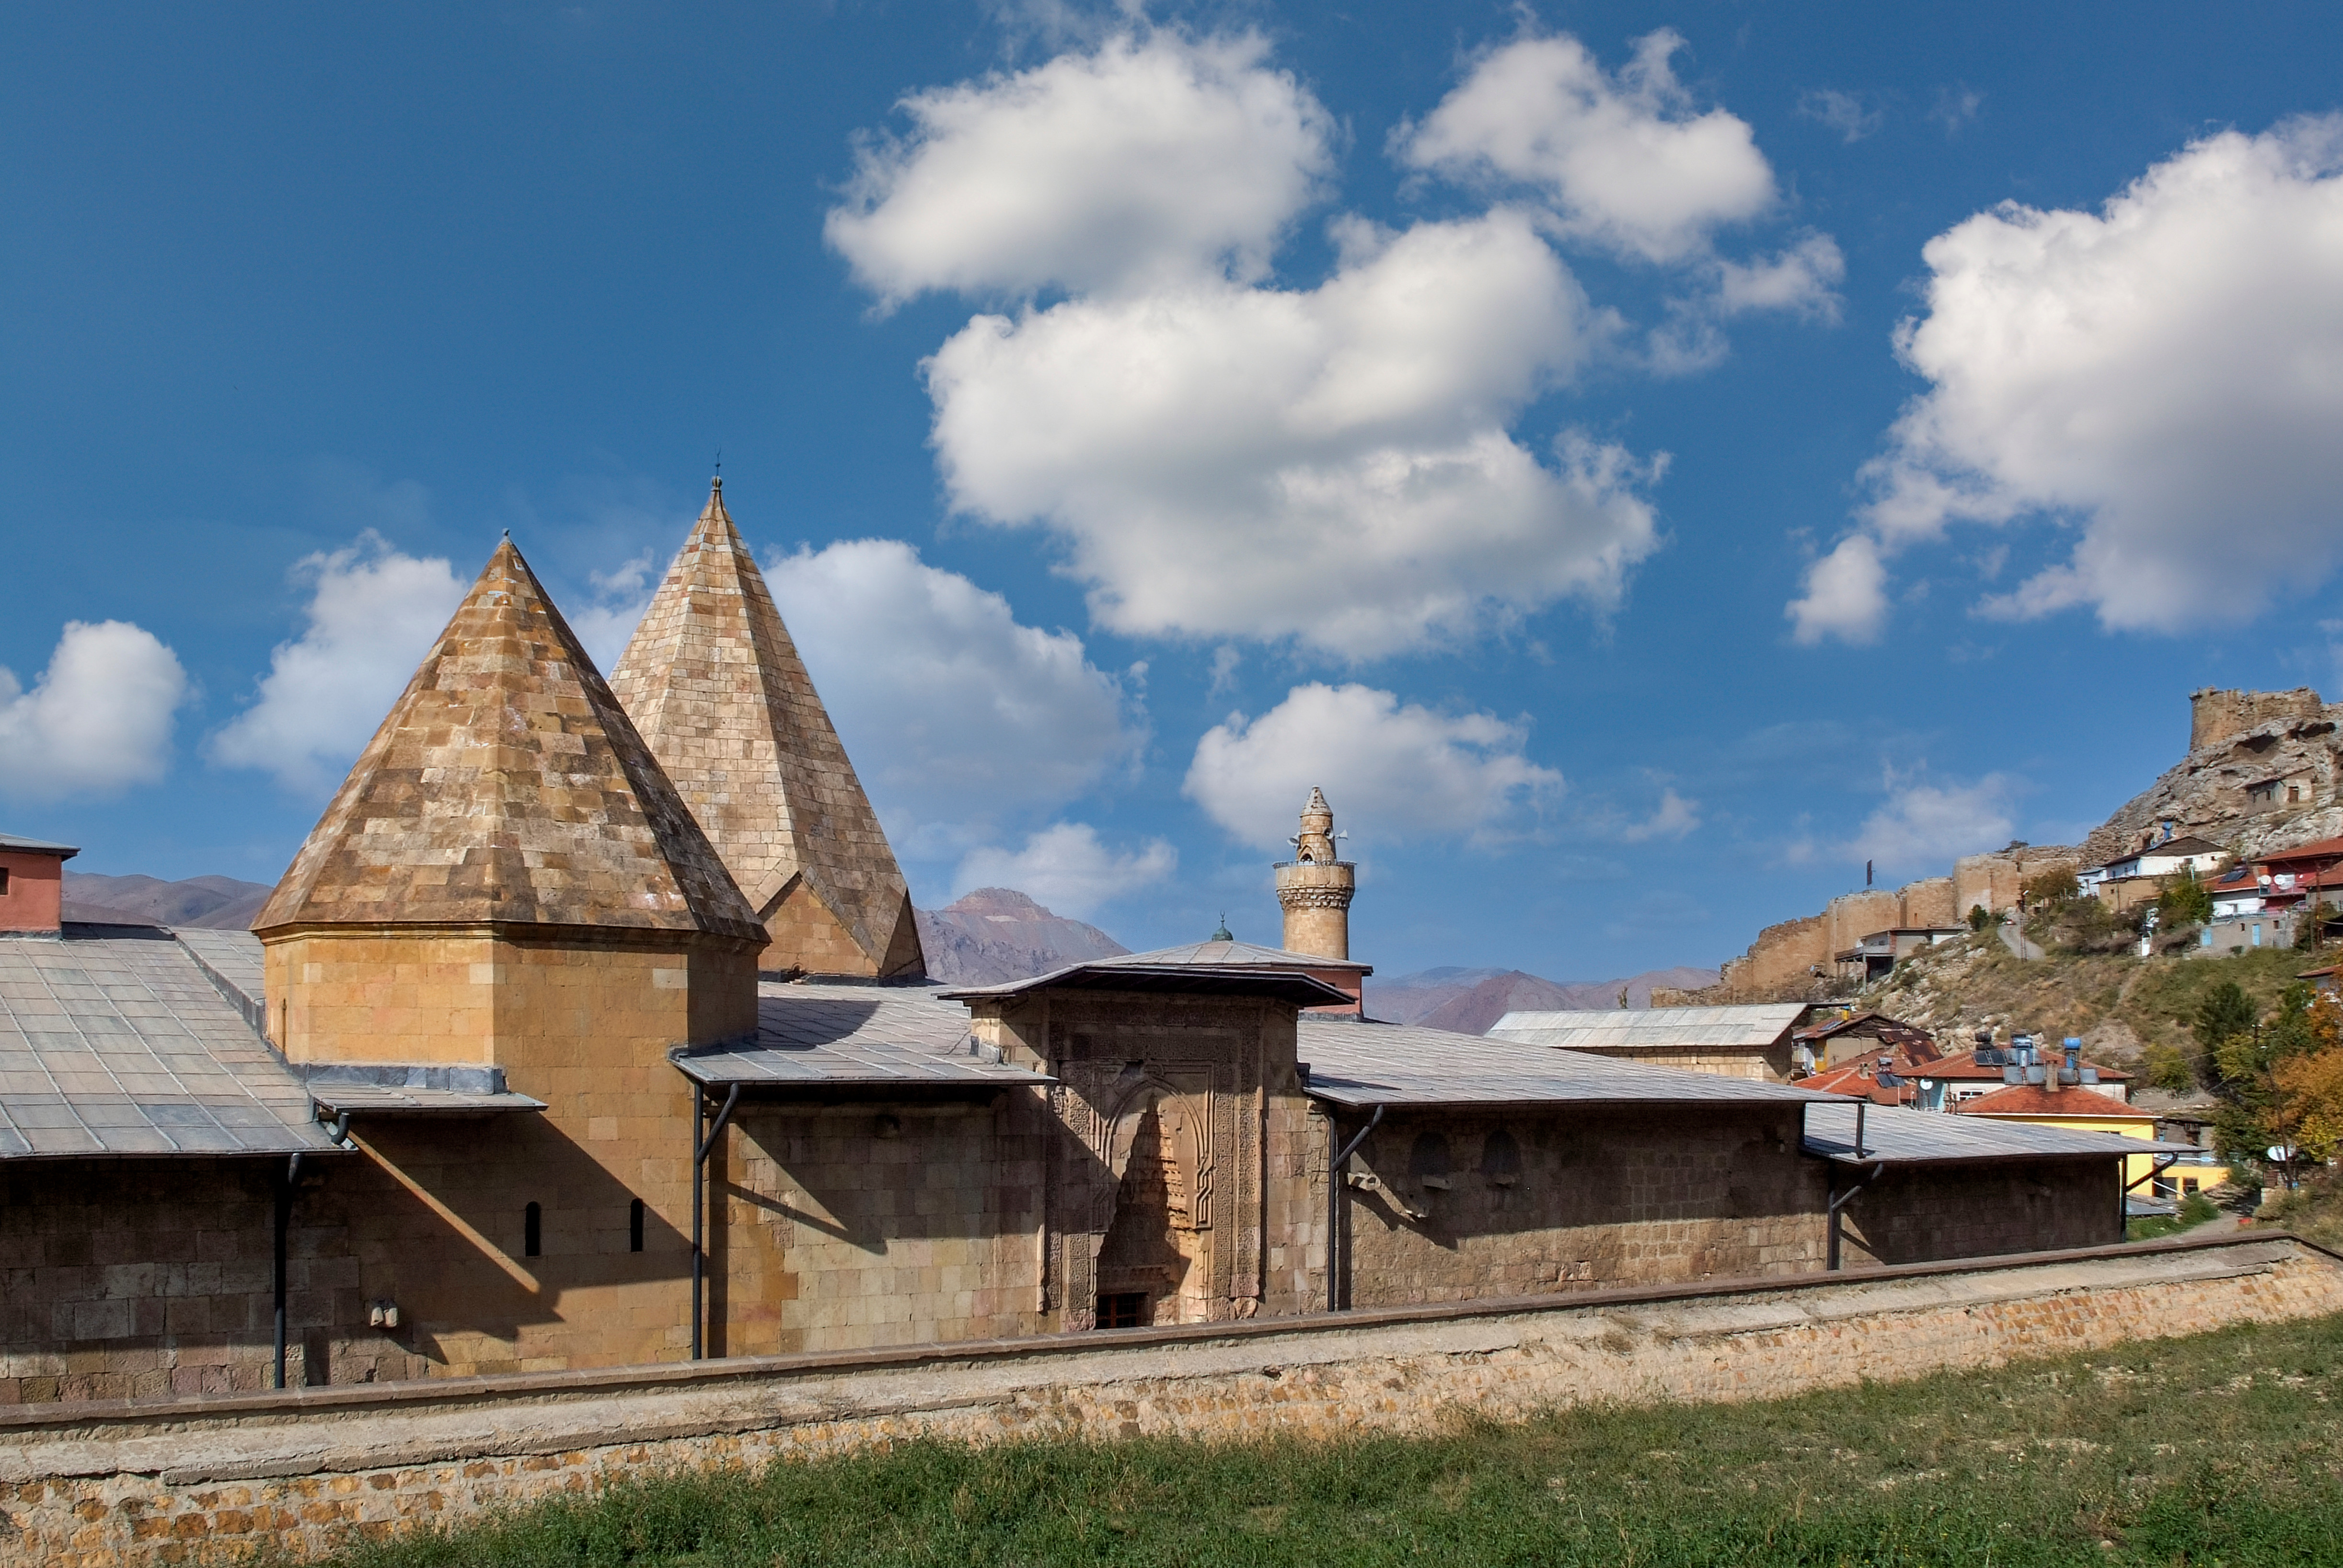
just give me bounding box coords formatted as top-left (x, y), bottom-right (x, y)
top-left (1480, 1128), bottom-right (1522, 1186)
top-left (1409, 1131), bottom-right (1452, 1188)
top-left (523, 1201), bottom-right (542, 1258)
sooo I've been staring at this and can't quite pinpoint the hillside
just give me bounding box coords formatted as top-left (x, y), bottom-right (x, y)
top-left (1849, 928), bottom-right (2320, 1070)
top-left (61, 872), bottom-right (273, 930)
top-left (1373, 965), bottom-right (1721, 1028)
top-left (913, 888), bottom-right (1129, 985)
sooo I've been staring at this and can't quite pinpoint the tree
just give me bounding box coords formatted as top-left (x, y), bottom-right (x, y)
top-left (2158, 873), bottom-right (2214, 930)
top-left (2206, 983), bottom-right (2326, 1166)
top-left (2276, 992), bottom-right (2343, 1161)
top-left (2023, 869), bottom-right (2079, 909)
top-left (2195, 980), bottom-right (2260, 1056)
top-left (1967, 904), bottom-right (1993, 932)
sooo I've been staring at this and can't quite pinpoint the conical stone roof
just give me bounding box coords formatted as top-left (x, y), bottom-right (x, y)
top-left (609, 480), bottom-right (923, 978)
top-left (255, 539), bottom-right (763, 940)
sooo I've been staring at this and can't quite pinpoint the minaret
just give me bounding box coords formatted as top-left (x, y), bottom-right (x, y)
top-left (1274, 786), bottom-right (1355, 960)
top-left (610, 478), bottom-right (925, 979)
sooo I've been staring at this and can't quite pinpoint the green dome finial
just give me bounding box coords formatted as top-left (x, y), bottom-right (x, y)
top-left (1210, 913), bottom-right (1234, 942)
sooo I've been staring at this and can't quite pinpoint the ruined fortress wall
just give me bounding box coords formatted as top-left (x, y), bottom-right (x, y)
top-left (2088, 689), bottom-right (2343, 865)
top-left (1342, 1107), bottom-right (1826, 1305)
top-left (2191, 687), bottom-right (2329, 752)
top-left (5, 1235), bottom-right (2335, 1567)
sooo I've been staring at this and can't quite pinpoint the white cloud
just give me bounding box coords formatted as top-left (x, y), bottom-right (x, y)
top-left (1393, 30), bottom-right (1775, 263)
top-left (1803, 117), bottom-right (2343, 643)
top-left (1848, 772), bottom-right (2017, 874)
top-left (209, 533), bottom-right (467, 792)
top-left (1787, 532), bottom-right (1890, 645)
top-left (825, 31), bottom-right (1334, 304)
top-left (953, 822), bottom-right (1176, 917)
top-left (1716, 232), bottom-right (1845, 319)
top-left (926, 209), bottom-right (1663, 657)
top-left (1620, 786), bottom-right (1701, 843)
top-left (0, 622), bottom-right (188, 800)
top-left (1184, 681), bottom-right (1563, 849)
top-left (568, 550), bottom-right (656, 675)
top-left (767, 540), bottom-right (1142, 853)
top-left (1798, 88), bottom-right (1881, 144)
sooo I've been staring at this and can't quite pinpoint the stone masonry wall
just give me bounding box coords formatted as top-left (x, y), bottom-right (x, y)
top-left (2, 1235), bottom-right (2334, 1566)
top-left (709, 1097), bottom-right (1047, 1357)
top-left (1342, 1107), bottom-right (1827, 1305)
top-left (0, 1158), bottom-right (416, 1406)
top-left (1839, 1160), bottom-right (2119, 1267)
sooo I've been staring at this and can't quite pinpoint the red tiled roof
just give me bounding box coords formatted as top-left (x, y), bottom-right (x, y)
top-left (1800, 1059), bottom-right (1919, 1106)
top-left (1956, 1083), bottom-right (2150, 1119)
top-left (2260, 835), bottom-right (2343, 868)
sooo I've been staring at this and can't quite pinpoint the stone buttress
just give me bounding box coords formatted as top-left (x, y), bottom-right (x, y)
top-left (610, 479), bottom-right (924, 979)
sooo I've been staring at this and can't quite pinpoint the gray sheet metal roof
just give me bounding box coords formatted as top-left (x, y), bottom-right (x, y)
top-left (0, 832), bottom-right (79, 856)
top-left (672, 981), bottom-right (1052, 1090)
top-left (1104, 938), bottom-right (1369, 974)
top-left (0, 930), bottom-right (336, 1158)
top-left (174, 927), bottom-right (267, 1034)
top-left (300, 1062), bottom-right (545, 1117)
top-left (939, 956), bottom-right (1351, 1007)
top-left (1298, 1016), bottom-right (1839, 1109)
top-left (1487, 1003), bottom-right (1807, 1051)
top-left (1802, 1101), bottom-right (2167, 1165)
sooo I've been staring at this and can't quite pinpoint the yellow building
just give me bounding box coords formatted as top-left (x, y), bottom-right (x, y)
top-left (1957, 1082), bottom-right (2227, 1194)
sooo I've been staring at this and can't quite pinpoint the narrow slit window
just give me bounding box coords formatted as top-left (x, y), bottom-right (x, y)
top-left (629, 1198), bottom-right (646, 1253)
top-left (524, 1201), bottom-right (542, 1258)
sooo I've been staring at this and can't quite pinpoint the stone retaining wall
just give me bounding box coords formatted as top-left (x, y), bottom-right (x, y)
top-left (3, 1233), bottom-right (2337, 1566)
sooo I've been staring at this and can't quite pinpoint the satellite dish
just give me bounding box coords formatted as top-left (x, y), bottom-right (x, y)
top-left (2268, 1145), bottom-right (2298, 1163)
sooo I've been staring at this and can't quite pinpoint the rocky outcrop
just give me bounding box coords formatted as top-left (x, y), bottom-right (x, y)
top-left (2080, 687), bottom-right (2343, 865)
top-left (912, 888), bottom-right (1129, 985)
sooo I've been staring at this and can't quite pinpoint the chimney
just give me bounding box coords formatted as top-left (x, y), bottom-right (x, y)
top-left (0, 832), bottom-right (79, 937)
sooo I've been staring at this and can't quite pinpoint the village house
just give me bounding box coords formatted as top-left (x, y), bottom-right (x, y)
top-left (1482, 1003), bottom-right (1809, 1081)
top-left (0, 480), bottom-right (2169, 1404)
top-left (1792, 1010), bottom-right (1939, 1072)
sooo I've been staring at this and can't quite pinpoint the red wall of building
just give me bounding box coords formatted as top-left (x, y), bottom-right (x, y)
top-left (0, 849), bottom-right (66, 933)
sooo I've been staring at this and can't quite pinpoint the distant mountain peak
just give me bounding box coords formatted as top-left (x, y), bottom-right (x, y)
top-left (914, 888), bottom-right (1128, 985)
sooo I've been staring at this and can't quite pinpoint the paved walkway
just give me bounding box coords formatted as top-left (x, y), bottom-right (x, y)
top-left (1999, 919), bottom-right (2045, 961)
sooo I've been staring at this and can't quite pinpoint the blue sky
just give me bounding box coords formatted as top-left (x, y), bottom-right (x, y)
top-left (6, 1), bottom-right (2342, 980)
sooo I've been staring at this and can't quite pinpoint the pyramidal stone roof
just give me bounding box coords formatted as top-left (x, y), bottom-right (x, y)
top-left (609, 480), bottom-right (923, 978)
top-left (255, 539), bottom-right (763, 940)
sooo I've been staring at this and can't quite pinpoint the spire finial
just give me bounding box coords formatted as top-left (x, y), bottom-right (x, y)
top-left (713, 448), bottom-right (722, 493)
top-left (1210, 912), bottom-right (1233, 943)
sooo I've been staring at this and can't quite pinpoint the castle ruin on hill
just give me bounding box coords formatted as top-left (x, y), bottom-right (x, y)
top-left (1699, 686), bottom-right (2343, 1003)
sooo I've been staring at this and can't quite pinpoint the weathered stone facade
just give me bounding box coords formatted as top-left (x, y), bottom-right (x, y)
top-left (610, 481), bottom-right (923, 980)
top-left (1837, 1159), bottom-right (2115, 1268)
top-left (1340, 1107), bottom-right (1828, 1304)
top-left (3, 1234), bottom-right (2333, 1567)
top-left (707, 1097), bottom-right (1049, 1356)
top-left (966, 989), bottom-right (1324, 1329)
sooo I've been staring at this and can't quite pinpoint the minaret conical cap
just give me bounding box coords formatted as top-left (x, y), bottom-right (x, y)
top-left (255, 538), bottom-right (764, 939)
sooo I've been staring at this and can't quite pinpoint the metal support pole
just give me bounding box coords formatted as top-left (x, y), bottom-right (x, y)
top-left (272, 1151), bottom-right (304, 1390)
top-left (1326, 1104), bottom-right (1384, 1312)
top-left (691, 1084), bottom-right (740, 1360)
top-left (1825, 1161), bottom-right (1883, 1271)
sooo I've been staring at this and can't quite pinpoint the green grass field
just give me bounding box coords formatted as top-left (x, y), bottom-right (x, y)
top-left (329, 1311), bottom-right (2343, 1568)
